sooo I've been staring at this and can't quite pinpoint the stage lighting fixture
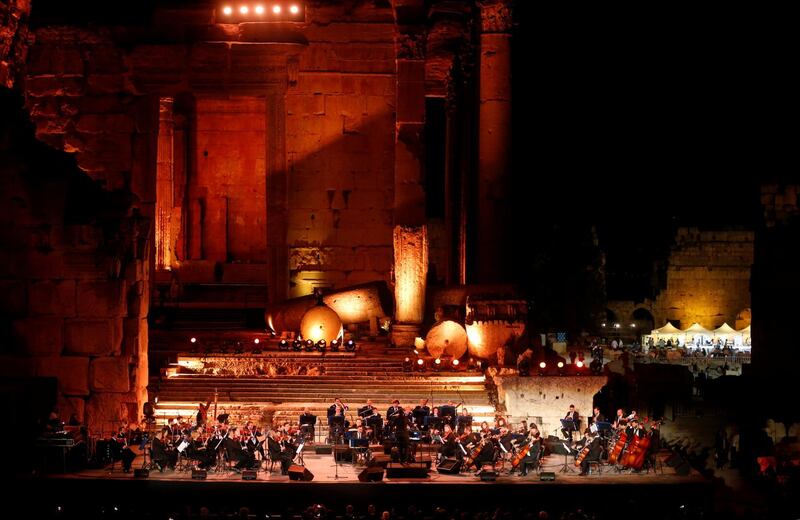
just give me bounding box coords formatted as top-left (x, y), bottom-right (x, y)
top-left (557, 361), bottom-right (565, 376)
top-left (292, 339), bottom-right (302, 351)
top-left (190, 337), bottom-right (197, 343)
top-left (452, 359), bottom-right (460, 367)
top-left (416, 358), bottom-right (425, 371)
top-left (239, 5), bottom-right (249, 14)
top-left (538, 361), bottom-right (546, 376)
top-left (330, 339), bottom-right (339, 351)
top-left (255, 5), bottom-right (264, 14)
top-left (317, 339), bottom-right (327, 351)
top-left (403, 357), bottom-right (412, 372)
top-left (433, 358), bottom-right (441, 371)
top-left (279, 339), bottom-right (289, 350)
top-left (576, 360), bottom-right (584, 368)
top-left (272, 5), bottom-right (282, 14)
top-left (345, 339), bottom-right (356, 352)
top-left (290, 5), bottom-right (300, 14)
top-left (254, 338), bottom-right (260, 344)
top-left (222, 5), bottom-right (232, 15)
top-left (305, 339), bottom-right (315, 351)
top-left (557, 361), bottom-right (564, 368)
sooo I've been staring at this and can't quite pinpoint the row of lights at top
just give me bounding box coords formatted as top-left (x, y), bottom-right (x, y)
top-left (601, 323), bottom-right (636, 328)
top-left (221, 4), bottom-right (301, 15)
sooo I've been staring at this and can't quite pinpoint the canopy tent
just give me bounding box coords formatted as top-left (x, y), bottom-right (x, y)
top-left (684, 323), bottom-right (711, 335)
top-left (737, 324), bottom-right (752, 347)
top-left (713, 323), bottom-right (738, 337)
top-left (652, 322), bottom-right (682, 335)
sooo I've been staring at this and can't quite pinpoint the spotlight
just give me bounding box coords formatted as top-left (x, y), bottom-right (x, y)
top-left (330, 339), bottom-right (339, 351)
top-left (240, 5), bottom-right (249, 14)
top-left (289, 4), bottom-right (300, 14)
top-left (272, 5), bottom-right (282, 13)
top-left (416, 358), bottom-right (425, 371)
top-left (558, 361), bottom-right (565, 376)
top-left (452, 359), bottom-right (460, 367)
top-left (345, 339), bottom-right (356, 352)
top-left (538, 361), bottom-right (546, 376)
top-left (403, 357), bottom-right (412, 372)
top-left (190, 337), bottom-right (197, 343)
top-left (317, 339), bottom-right (326, 351)
top-left (254, 4), bottom-right (264, 14)
top-left (557, 361), bottom-right (564, 368)
top-left (222, 5), bottom-right (233, 15)
top-left (254, 338), bottom-right (260, 345)
top-left (305, 339), bottom-right (314, 351)
top-left (279, 339), bottom-right (289, 350)
top-left (413, 349), bottom-right (419, 355)
top-left (292, 339), bottom-right (302, 351)
top-left (433, 358), bottom-right (441, 371)
top-left (576, 360), bottom-right (584, 368)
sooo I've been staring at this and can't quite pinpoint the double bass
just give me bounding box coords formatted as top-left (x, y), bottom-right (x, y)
top-left (607, 430), bottom-right (628, 464)
top-left (621, 420), bottom-right (661, 470)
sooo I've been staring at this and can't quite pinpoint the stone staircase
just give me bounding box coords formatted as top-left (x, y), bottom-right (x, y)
top-left (151, 339), bottom-right (496, 431)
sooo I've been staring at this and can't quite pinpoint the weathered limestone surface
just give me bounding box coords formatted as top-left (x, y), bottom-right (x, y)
top-left (491, 373), bottom-right (607, 437)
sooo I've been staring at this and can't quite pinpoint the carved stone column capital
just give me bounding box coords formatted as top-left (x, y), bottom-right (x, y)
top-left (478, 1), bottom-right (513, 34)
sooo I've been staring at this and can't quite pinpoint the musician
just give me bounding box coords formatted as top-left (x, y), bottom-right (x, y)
top-left (577, 431), bottom-right (603, 476)
top-left (113, 426), bottom-right (136, 472)
top-left (589, 407), bottom-right (605, 426)
top-left (479, 421), bottom-right (492, 437)
top-left (561, 404), bottom-right (580, 442)
top-left (456, 408), bottom-right (473, 435)
top-left (196, 399), bottom-right (211, 427)
top-left (299, 407), bottom-right (317, 441)
top-left (515, 426), bottom-right (542, 476)
top-left (625, 418), bottom-right (645, 439)
top-left (392, 409), bottom-right (412, 463)
top-left (613, 408), bottom-right (626, 429)
top-left (266, 430), bottom-right (293, 475)
top-left (517, 420), bottom-right (529, 436)
top-left (438, 424), bottom-right (458, 458)
top-left (440, 400), bottom-right (461, 428)
top-left (151, 430), bottom-right (176, 471)
top-left (412, 398), bottom-right (430, 428)
top-left (328, 398), bottom-right (348, 420)
top-left (386, 399), bottom-right (404, 426)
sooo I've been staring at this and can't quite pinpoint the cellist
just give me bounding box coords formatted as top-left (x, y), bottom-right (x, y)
top-left (577, 430), bottom-right (603, 476)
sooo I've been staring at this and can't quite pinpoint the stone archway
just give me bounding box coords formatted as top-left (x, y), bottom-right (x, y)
top-left (631, 307), bottom-right (655, 334)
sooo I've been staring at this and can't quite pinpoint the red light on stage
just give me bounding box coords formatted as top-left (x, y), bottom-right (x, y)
top-left (557, 361), bottom-right (564, 368)
top-left (539, 362), bottom-right (546, 369)
top-left (576, 360), bottom-right (584, 368)
top-left (239, 5), bottom-right (249, 14)
top-left (254, 338), bottom-right (260, 344)
top-left (255, 5), bottom-right (265, 14)
top-left (289, 5), bottom-right (300, 14)
top-left (272, 5), bottom-right (282, 14)
top-left (222, 5), bottom-right (233, 15)
top-left (190, 337), bottom-right (197, 343)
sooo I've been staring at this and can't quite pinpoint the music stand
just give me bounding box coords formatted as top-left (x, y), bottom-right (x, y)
top-left (329, 416), bottom-right (345, 444)
top-left (425, 416), bottom-right (444, 431)
top-left (556, 442), bottom-right (576, 473)
top-left (560, 419), bottom-right (577, 441)
top-left (595, 421), bottom-right (612, 438)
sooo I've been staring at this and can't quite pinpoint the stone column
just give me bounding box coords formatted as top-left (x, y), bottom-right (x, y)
top-left (477, 1), bottom-right (513, 282)
top-left (393, 30), bottom-right (427, 227)
top-left (155, 97), bottom-right (174, 271)
top-left (392, 225), bottom-right (428, 347)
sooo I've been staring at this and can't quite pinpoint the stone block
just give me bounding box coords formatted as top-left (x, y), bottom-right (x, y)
top-left (25, 76), bottom-right (84, 97)
top-left (36, 356), bottom-right (90, 396)
top-left (57, 395), bottom-right (86, 425)
top-left (77, 281), bottom-right (127, 317)
top-left (90, 356), bottom-right (131, 393)
top-left (127, 281), bottom-right (149, 319)
top-left (85, 391), bottom-right (137, 433)
top-left (122, 318), bottom-right (148, 357)
top-left (13, 317), bottom-right (63, 356)
top-left (28, 280), bottom-right (76, 316)
top-left (0, 280), bottom-right (26, 313)
top-left (75, 114), bottom-right (135, 134)
top-left (64, 319), bottom-right (122, 356)
top-left (84, 45), bottom-right (124, 74)
top-left (86, 74), bottom-right (125, 94)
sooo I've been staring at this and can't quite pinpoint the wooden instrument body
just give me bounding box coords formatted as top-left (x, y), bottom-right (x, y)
top-left (607, 431), bottom-right (627, 464)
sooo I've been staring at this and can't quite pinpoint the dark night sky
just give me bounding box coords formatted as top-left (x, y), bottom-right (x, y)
top-left (511, 7), bottom-right (792, 297)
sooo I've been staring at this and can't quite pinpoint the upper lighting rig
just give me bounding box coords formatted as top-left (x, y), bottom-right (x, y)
top-left (218, 3), bottom-right (305, 22)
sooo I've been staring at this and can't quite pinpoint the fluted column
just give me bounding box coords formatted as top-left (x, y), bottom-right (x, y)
top-left (155, 97), bottom-right (175, 271)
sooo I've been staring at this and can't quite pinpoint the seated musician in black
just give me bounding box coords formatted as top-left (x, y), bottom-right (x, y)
top-left (267, 431), bottom-right (294, 475)
top-left (625, 418), bottom-right (645, 439)
top-left (561, 404), bottom-right (580, 442)
top-left (151, 429), bottom-right (177, 471)
top-left (589, 407), bottom-right (605, 426)
top-left (438, 424), bottom-right (458, 459)
top-left (223, 435), bottom-right (256, 471)
top-left (113, 426), bottom-right (137, 472)
top-left (456, 408), bottom-right (473, 435)
top-left (412, 398), bottom-right (430, 429)
top-left (515, 425), bottom-right (543, 476)
top-left (578, 431), bottom-right (603, 476)
top-left (299, 407), bottom-right (317, 441)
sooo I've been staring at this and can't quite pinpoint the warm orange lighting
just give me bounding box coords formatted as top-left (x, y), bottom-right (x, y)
top-left (452, 359), bottom-right (459, 366)
top-left (557, 361), bottom-right (565, 368)
top-left (272, 5), bottom-right (282, 13)
top-left (417, 359), bottom-right (424, 365)
top-left (240, 5), bottom-right (249, 14)
top-left (289, 4), bottom-right (299, 14)
top-left (254, 338), bottom-right (260, 344)
top-left (539, 362), bottom-right (546, 369)
top-left (222, 5), bottom-right (233, 15)
top-left (404, 357), bottom-right (410, 362)
top-left (190, 337), bottom-right (197, 343)
top-left (254, 5), bottom-right (265, 14)
top-left (576, 360), bottom-right (584, 368)
top-left (434, 358), bottom-right (441, 365)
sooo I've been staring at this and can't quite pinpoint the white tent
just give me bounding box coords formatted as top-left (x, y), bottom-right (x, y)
top-left (737, 324), bottom-right (752, 347)
top-left (652, 322), bottom-right (682, 335)
top-left (713, 323), bottom-right (737, 337)
top-left (684, 323), bottom-right (712, 346)
top-left (645, 322), bottom-right (685, 347)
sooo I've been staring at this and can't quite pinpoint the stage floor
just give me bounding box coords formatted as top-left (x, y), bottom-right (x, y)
top-left (46, 452), bottom-right (702, 486)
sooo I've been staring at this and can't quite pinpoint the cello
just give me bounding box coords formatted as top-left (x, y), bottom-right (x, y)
top-left (510, 432), bottom-right (540, 470)
top-left (607, 430), bottom-right (627, 464)
top-left (621, 420), bottom-right (661, 470)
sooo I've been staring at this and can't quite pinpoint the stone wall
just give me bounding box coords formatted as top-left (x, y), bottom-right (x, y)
top-left (0, 20), bottom-right (153, 433)
top-left (0, 0), bottom-right (31, 88)
top-left (490, 372), bottom-right (607, 436)
top-left (286, 5), bottom-right (397, 295)
top-left (652, 228), bottom-right (753, 329)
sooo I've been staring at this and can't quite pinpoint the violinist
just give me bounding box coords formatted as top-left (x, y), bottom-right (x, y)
top-left (613, 408), bottom-right (626, 429)
top-left (456, 408), bottom-right (473, 435)
top-left (113, 425), bottom-right (136, 472)
top-left (263, 430), bottom-right (290, 474)
top-left (479, 421), bottom-right (492, 438)
top-left (439, 424), bottom-right (458, 458)
top-left (589, 407), bottom-right (605, 426)
top-left (151, 429), bottom-right (176, 472)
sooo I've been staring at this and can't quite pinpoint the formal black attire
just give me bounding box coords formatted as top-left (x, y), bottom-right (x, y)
top-left (579, 436), bottom-right (603, 475)
top-left (299, 412), bottom-right (317, 440)
top-left (267, 437), bottom-right (293, 474)
top-left (561, 411), bottom-right (579, 440)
